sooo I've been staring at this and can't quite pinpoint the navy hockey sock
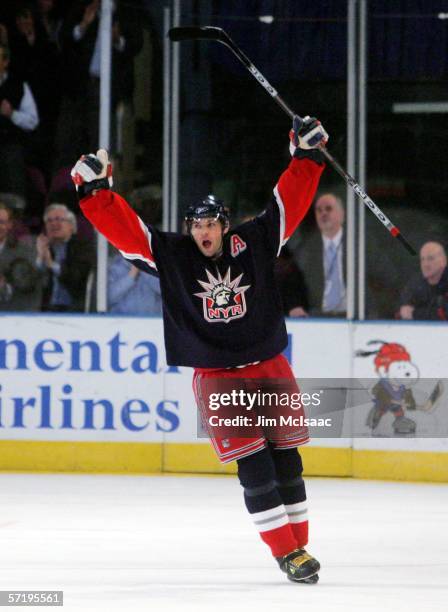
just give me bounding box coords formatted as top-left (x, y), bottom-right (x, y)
top-left (237, 447), bottom-right (297, 557)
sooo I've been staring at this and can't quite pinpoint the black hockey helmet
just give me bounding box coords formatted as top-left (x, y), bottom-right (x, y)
top-left (185, 195), bottom-right (229, 230)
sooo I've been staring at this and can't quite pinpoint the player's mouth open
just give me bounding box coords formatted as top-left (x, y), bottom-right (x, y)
top-left (202, 240), bottom-right (212, 249)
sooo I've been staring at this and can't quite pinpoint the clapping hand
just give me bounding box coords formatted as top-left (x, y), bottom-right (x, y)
top-left (36, 234), bottom-right (53, 268)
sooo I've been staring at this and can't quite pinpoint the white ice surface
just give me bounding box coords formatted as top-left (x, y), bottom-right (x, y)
top-left (0, 473), bottom-right (447, 612)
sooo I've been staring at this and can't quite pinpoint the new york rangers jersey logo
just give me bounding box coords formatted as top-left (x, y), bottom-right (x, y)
top-left (194, 267), bottom-right (250, 323)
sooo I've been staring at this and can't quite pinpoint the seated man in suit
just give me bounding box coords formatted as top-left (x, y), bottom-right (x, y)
top-left (294, 193), bottom-right (346, 317)
top-left (36, 203), bottom-right (94, 311)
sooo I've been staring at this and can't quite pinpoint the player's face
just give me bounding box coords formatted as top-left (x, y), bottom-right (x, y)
top-left (191, 218), bottom-right (227, 257)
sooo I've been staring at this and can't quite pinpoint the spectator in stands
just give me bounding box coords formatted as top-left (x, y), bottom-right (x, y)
top-left (34, 0), bottom-right (63, 44)
top-left (294, 193), bottom-right (346, 317)
top-left (55, 0), bottom-right (143, 166)
top-left (0, 201), bottom-right (41, 310)
top-left (274, 245), bottom-right (309, 317)
top-left (108, 251), bottom-right (162, 315)
top-left (9, 3), bottom-right (62, 182)
top-left (0, 42), bottom-right (39, 197)
top-left (36, 203), bottom-right (94, 311)
top-left (399, 241), bottom-right (448, 320)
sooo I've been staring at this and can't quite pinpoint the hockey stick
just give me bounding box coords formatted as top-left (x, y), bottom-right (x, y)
top-left (421, 380), bottom-right (444, 412)
top-left (169, 26), bottom-right (416, 256)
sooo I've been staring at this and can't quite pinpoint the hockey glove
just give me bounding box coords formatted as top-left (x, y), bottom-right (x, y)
top-left (71, 149), bottom-right (113, 199)
top-left (289, 115), bottom-right (328, 165)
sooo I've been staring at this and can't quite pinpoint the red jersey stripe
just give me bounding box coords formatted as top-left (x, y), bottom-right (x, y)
top-left (80, 189), bottom-right (157, 269)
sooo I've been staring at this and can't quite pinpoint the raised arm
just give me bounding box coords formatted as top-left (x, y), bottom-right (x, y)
top-left (275, 117), bottom-right (328, 247)
top-left (274, 156), bottom-right (325, 250)
top-left (249, 117), bottom-right (328, 259)
top-left (71, 150), bottom-right (157, 272)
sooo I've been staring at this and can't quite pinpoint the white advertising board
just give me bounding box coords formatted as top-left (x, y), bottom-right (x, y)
top-left (0, 316), bottom-right (185, 442)
top-left (0, 316), bottom-right (446, 454)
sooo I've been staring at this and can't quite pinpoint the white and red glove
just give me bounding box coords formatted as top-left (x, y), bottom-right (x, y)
top-left (289, 115), bottom-right (329, 159)
top-left (71, 149), bottom-right (113, 199)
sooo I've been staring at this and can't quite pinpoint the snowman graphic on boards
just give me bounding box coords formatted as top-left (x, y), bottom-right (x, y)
top-left (356, 341), bottom-right (443, 436)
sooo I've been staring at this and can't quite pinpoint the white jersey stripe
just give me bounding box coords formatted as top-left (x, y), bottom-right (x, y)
top-left (120, 250), bottom-right (158, 271)
top-left (118, 216), bottom-right (158, 270)
top-left (137, 218), bottom-right (156, 262)
top-left (273, 184), bottom-right (287, 256)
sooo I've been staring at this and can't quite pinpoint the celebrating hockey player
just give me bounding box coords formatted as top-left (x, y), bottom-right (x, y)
top-left (71, 115), bottom-right (328, 583)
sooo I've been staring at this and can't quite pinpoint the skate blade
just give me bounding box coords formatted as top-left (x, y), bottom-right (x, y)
top-left (288, 571), bottom-right (319, 584)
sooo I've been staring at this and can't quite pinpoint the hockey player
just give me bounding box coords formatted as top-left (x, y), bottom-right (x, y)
top-left (71, 116), bottom-right (328, 583)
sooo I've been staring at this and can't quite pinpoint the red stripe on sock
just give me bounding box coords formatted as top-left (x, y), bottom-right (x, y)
top-left (291, 520), bottom-right (309, 549)
top-left (259, 523), bottom-right (298, 558)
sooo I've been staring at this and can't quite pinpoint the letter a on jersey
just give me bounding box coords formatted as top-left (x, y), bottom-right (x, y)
top-left (230, 234), bottom-right (247, 258)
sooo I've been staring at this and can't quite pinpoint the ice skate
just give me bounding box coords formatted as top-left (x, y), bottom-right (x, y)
top-left (393, 415), bottom-right (416, 435)
top-left (276, 548), bottom-right (320, 583)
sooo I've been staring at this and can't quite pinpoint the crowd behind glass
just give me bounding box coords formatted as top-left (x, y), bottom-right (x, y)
top-left (0, 1), bottom-right (446, 320)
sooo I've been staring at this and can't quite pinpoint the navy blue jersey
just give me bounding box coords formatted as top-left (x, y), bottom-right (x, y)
top-left (80, 157), bottom-right (324, 368)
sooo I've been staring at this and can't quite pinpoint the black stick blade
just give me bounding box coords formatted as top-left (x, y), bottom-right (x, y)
top-left (395, 232), bottom-right (417, 256)
top-left (168, 26), bottom-right (226, 42)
